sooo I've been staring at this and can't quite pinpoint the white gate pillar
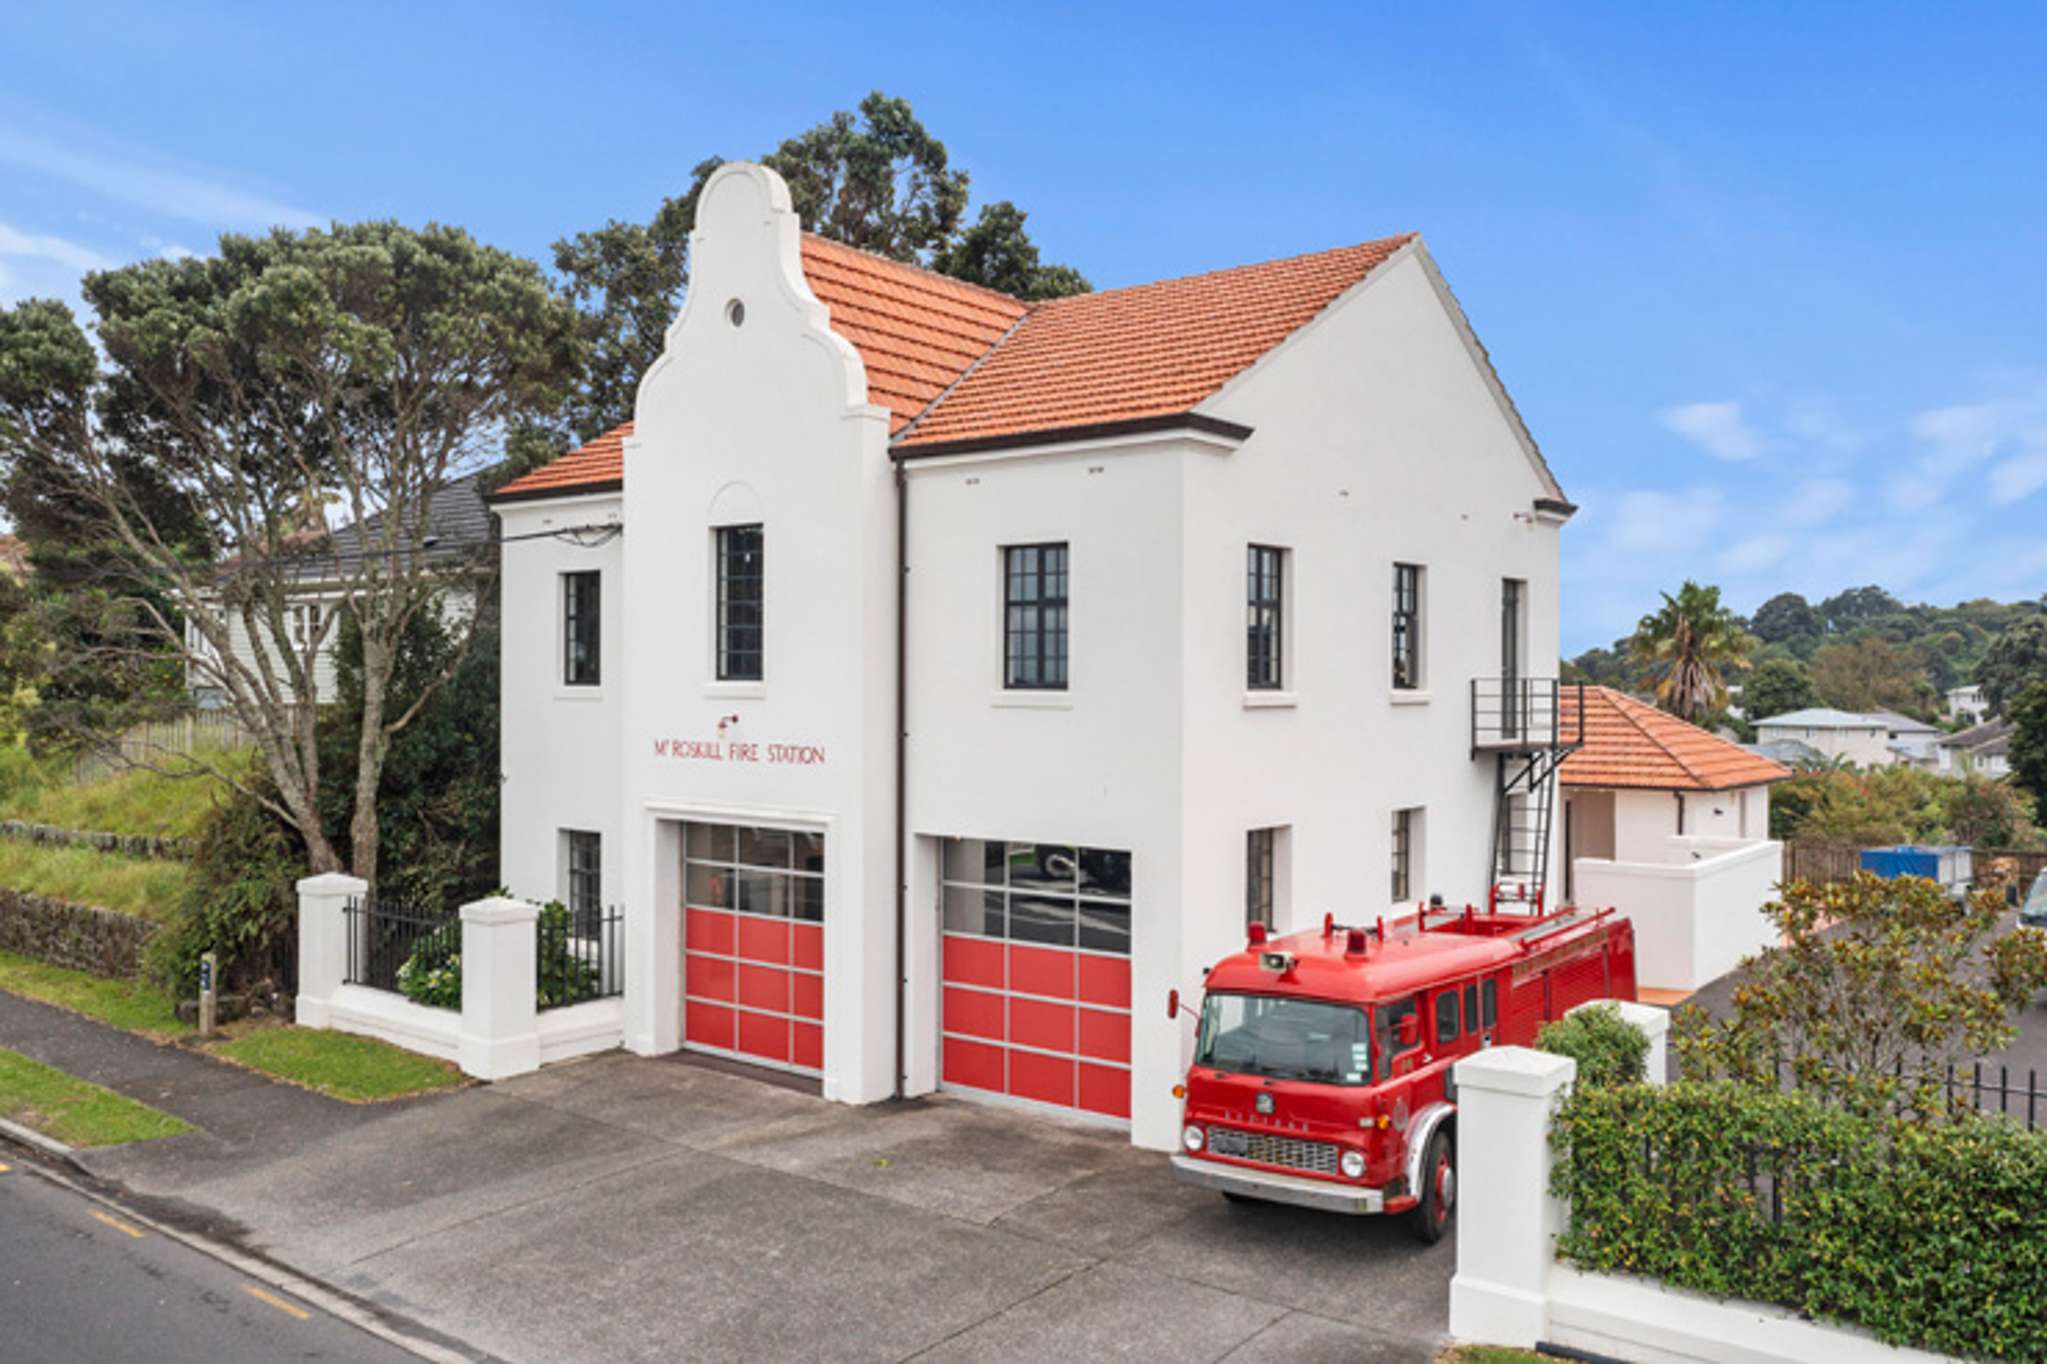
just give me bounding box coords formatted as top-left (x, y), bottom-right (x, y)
top-left (1567, 998), bottom-right (1672, 1084)
top-left (1447, 1046), bottom-right (1576, 1349)
top-left (459, 896), bottom-right (540, 1080)
top-left (295, 872), bottom-right (368, 1028)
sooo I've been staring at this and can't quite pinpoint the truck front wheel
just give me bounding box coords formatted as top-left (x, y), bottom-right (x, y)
top-left (1407, 1128), bottom-right (1454, 1244)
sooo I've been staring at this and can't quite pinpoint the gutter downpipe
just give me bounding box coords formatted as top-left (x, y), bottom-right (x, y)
top-left (893, 456), bottom-right (908, 1100)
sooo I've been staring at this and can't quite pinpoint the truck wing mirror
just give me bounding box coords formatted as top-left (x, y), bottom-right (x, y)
top-left (1397, 1014), bottom-right (1420, 1049)
top-left (1167, 988), bottom-right (1179, 1021)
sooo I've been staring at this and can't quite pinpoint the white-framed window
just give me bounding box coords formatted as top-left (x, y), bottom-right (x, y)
top-left (563, 829), bottom-right (602, 933)
top-left (1003, 543), bottom-right (1069, 691)
top-left (1246, 828), bottom-right (1276, 928)
top-left (1391, 807), bottom-right (1424, 903)
top-left (563, 570), bottom-right (600, 686)
top-left (1246, 544), bottom-right (1287, 690)
top-left (715, 525), bottom-right (764, 681)
top-left (1392, 563), bottom-right (1424, 690)
top-left (287, 602), bottom-right (325, 651)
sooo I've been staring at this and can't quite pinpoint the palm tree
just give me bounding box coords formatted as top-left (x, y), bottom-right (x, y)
top-left (1627, 581), bottom-right (1757, 722)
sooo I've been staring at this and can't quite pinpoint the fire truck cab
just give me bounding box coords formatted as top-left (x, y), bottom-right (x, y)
top-left (1171, 903), bottom-right (1636, 1242)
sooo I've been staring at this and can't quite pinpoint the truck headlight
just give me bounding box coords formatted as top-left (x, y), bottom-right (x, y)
top-left (1341, 1150), bottom-right (1366, 1179)
top-left (1182, 1124), bottom-right (1204, 1152)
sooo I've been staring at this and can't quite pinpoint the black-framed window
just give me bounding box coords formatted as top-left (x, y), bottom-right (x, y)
top-left (1247, 545), bottom-right (1285, 690)
top-left (1434, 989), bottom-right (1460, 1044)
top-left (566, 830), bottom-right (601, 934)
top-left (1246, 828), bottom-right (1276, 928)
top-left (1003, 543), bottom-right (1068, 690)
top-left (717, 524), bottom-right (764, 681)
top-left (563, 571), bottom-right (600, 686)
top-left (1392, 563), bottom-right (1423, 690)
top-left (1391, 807), bottom-right (1418, 902)
top-left (939, 839), bottom-right (1131, 955)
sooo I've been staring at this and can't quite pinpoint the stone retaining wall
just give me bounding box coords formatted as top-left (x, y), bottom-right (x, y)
top-left (0, 820), bottom-right (195, 862)
top-left (0, 888), bottom-right (157, 977)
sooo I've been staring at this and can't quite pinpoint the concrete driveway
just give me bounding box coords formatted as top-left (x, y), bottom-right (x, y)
top-left (83, 1052), bottom-right (1453, 1363)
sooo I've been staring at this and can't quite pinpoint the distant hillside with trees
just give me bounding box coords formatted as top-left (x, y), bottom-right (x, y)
top-left (1568, 585), bottom-right (2047, 725)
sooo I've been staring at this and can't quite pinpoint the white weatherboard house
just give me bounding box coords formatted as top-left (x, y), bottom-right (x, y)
top-left (486, 162), bottom-right (1574, 1151)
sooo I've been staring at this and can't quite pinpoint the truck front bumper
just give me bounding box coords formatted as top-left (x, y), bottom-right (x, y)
top-left (1170, 1154), bottom-right (1384, 1215)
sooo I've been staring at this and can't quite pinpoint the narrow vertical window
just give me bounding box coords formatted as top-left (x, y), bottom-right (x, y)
top-left (563, 571), bottom-right (600, 686)
top-left (1392, 563), bottom-right (1423, 690)
top-left (1246, 828), bottom-right (1276, 928)
top-left (1247, 545), bottom-right (1285, 690)
top-left (717, 524), bottom-right (764, 681)
top-left (1391, 807), bottom-right (1415, 903)
top-left (566, 830), bottom-right (602, 935)
top-left (1003, 543), bottom-right (1068, 690)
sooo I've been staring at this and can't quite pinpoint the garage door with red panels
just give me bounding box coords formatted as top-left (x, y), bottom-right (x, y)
top-left (939, 840), bottom-right (1131, 1121)
top-left (682, 824), bottom-right (825, 1075)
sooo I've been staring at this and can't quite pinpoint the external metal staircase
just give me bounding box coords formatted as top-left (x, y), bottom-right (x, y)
top-left (1470, 678), bottom-right (1584, 914)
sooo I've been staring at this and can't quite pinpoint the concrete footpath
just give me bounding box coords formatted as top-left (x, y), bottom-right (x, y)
top-left (0, 991), bottom-right (1453, 1363)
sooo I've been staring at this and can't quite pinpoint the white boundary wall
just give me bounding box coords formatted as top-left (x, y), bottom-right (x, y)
top-left (1575, 836), bottom-right (1781, 992)
top-left (1448, 1020), bottom-right (1958, 1364)
top-left (294, 875), bottom-right (623, 1082)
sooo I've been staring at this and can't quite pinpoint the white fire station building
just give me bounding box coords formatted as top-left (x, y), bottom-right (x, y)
top-left (489, 162), bottom-right (1571, 1151)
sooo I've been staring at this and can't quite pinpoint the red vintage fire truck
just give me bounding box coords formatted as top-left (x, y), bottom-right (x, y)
top-left (1170, 902), bottom-right (1636, 1242)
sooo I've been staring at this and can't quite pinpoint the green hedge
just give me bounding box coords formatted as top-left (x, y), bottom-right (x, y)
top-left (1551, 1082), bottom-right (2047, 1360)
top-left (1537, 1003), bottom-right (1649, 1088)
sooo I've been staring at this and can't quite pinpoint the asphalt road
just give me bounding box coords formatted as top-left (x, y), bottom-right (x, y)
top-left (0, 1155), bottom-right (423, 1364)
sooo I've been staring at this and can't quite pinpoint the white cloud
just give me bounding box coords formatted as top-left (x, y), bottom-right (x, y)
top-left (1606, 487), bottom-right (1722, 553)
top-left (0, 221), bottom-right (114, 273)
top-left (1777, 477), bottom-right (1853, 528)
top-left (1659, 400), bottom-right (1764, 461)
top-left (1720, 535), bottom-right (1789, 574)
top-left (1989, 449), bottom-right (2047, 505)
top-left (0, 124), bottom-right (321, 231)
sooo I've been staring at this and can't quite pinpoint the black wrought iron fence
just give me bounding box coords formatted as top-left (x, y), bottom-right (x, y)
top-left (344, 896), bottom-right (459, 998)
top-left (537, 903), bottom-right (623, 1011)
top-left (1753, 1054), bottom-right (2047, 1132)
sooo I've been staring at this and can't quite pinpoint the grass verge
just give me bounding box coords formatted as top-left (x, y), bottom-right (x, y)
top-left (0, 746), bottom-right (240, 839)
top-left (0, 950), bottom-right (190, 1036)
top-left (0, 1046), bottom-right (194, 1147)
top-left (0, 839), bottom-right (192, 921)
top-left (1434, 1349), bottom-right (1549, 1364)
top-left (209, 1026), bottom-right (463, 1102)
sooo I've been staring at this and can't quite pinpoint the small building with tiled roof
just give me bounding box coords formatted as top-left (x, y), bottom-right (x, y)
top-left (1558, 686), bottom-right (1788, 996)
top-left (483, 161), bottom-right (1575, 1151)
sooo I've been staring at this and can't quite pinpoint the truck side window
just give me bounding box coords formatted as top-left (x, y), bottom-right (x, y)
top-left (1481, 979), bottom-right (1498, 1029)
top-left (1463, 983), bottom-right (1478, 1035)
top-left (1434, 990), bottom-right (1459, 1044)
top-left (1374, 995), bottom-right (1420, 1079)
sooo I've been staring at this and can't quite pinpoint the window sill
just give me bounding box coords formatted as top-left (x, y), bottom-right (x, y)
top-left (1390, 690), bottom-right (1432, 706)
top-left (1243, 691), bottom-right (1298, 710)
top-left (555, 687), bottom-right (607, 703)
top-left (704, 680), bottom-right (767, 701)
top-left (993, 691), bottom-right (1073, 710)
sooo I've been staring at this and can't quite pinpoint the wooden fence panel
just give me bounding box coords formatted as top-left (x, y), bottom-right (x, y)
top-left (1783, 840), bottom-right (1862, 887)
top-left (71, 709), bottom-right (269, 784)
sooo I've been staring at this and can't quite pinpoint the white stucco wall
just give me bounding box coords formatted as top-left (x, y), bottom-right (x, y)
top-left (495, 165), bottom-right (1572, 1151)
top-left (1754, 720), bottom-right (1890, 767)
top-left (497, 493), bottom-right (624, 909)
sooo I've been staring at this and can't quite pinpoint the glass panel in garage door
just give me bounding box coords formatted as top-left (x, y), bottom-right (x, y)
top-left (939, 837), bottom-right (1132, 1121)
top-left (684, 823), bottom-right (824, 1074)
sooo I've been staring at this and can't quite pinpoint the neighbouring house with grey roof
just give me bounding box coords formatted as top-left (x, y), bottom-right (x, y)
top-left (186, 475), bottom-right (495, 708)
top-left (1745, 737), bottom-right (1830, 769)
top-left (1936, 717), bottom-right (2013, 778)
top-left (1751, 707), bottom-right (1896, 767)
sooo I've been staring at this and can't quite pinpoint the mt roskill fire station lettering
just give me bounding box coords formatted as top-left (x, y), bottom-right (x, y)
top-left (653, 738), bottom-right (827, 767)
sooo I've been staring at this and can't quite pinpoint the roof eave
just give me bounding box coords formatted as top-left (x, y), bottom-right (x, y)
top-left (485, 478), bottom-right (625, 506)
top-left (891, 412), bottom-right (1253, 462)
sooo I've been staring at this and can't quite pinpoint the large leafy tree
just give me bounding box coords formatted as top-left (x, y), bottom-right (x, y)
top-left (1976, 614), bottom-right (2047, 714)
top-left (1626, 581), bottom-right (1756, 721)
top-left (551, 90), bottom-right (1091, 442)
top-left (1819, 584), bottom-right (1905, 630)
top-left (0, 223), bottom-right (579, 886)
top-left (2009, 681), bottom-right (2047, 815)
top-left (1742, 656), bottom-right (1820, 722)
top-left (1809, 636), bottom-right (1931, 715)
top-left (1749, 591), bottom-right (1823, 647)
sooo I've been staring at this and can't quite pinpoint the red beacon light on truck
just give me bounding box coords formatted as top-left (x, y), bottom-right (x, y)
top-left (1170, 897), bottom-right (1636, 1243)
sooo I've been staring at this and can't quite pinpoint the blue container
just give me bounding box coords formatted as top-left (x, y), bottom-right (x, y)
top-left (1858, 845), bottom-right (1972, 889)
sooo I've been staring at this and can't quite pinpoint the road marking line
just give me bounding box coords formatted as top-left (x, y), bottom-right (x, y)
top-left (91, 1209), bottom-right (145, 1239)
top-left (243, 1284), bottom-right (312, 1321)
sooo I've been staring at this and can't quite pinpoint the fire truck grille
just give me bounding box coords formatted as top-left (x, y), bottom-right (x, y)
top-left (1207, 1126), bottom-right (1340, 1176)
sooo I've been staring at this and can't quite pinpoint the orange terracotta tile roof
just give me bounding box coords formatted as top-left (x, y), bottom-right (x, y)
top-left (492, 422), bottom-right (629, 501)
top-left (1560, 686), bottom-right (1791, 793)
top-left (896, 235), bottom-right (1415, 450)
top-left (492, 231), bottom-right (1417, 498)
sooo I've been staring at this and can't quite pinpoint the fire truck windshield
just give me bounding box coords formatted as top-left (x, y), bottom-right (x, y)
top-left (1194, 993), bottom-right (1372, 1086)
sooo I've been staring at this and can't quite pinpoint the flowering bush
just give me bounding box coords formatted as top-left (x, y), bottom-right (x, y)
top-left (393, 900), bottom-right (599, 1011)
top-left (396, 925), bottom-right (462, 1009)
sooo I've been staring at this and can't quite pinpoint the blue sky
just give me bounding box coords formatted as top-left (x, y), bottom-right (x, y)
top-left (6, 2), bottom-right (2046, 651)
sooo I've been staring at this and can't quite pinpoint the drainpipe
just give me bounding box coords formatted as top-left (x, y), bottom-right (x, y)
top-left (1674, 790), bottom-right (1686, 836)
top-left (893, 457), bottom-right (908, 1100)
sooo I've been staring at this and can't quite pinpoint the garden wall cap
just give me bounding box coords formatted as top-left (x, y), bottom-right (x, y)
top-left (1454, 1044), bottom-right (1577, 1096)
top-left (296, 872), bottom-right (369, 894)
top-left (460, 896), bottom-right (541, 926)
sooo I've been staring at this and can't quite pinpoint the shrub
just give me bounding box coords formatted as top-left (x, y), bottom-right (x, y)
top-left (1551, 1082), bottom-right (2047, 1360)
top-left (1536, 1004), bottom-right (1650, 1087)
top-left (144, 785), bottom-right (300, 993)
top-left (393, 901), bottom-right (597, 1011)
